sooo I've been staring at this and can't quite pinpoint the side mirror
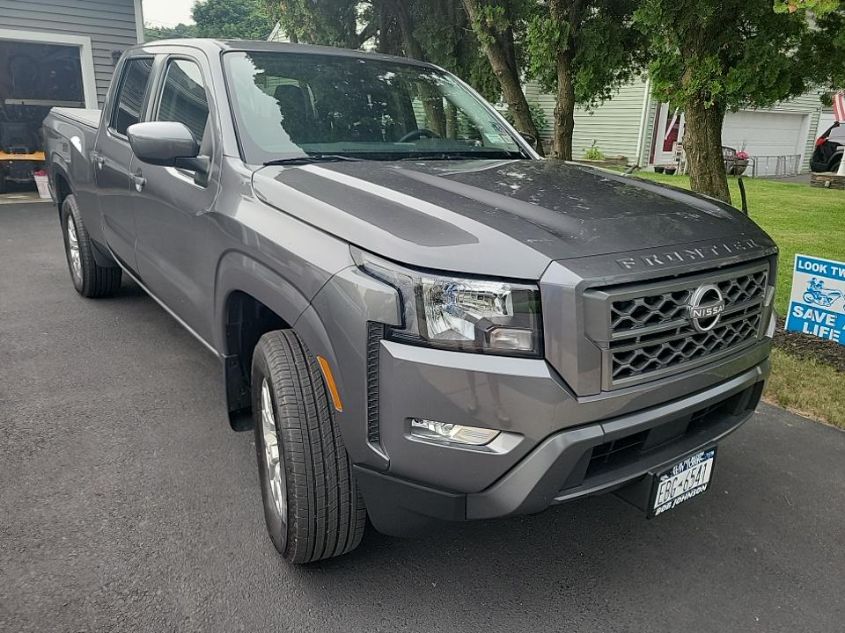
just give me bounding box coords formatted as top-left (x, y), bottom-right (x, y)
top-left (127, 121), bottom-right (199, 167)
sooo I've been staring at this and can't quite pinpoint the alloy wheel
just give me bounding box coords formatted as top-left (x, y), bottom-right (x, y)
top-left (260, 378), bottom-right (287, 522)
top-left (66, 217), bottom-right (82, 284)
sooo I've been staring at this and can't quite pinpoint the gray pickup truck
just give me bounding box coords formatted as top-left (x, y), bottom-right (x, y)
top-left (44, 39), bottom-right (777, 563)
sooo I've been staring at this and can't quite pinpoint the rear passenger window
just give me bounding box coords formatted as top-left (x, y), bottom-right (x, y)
top-left (111, 58), bottom-right (153, 136)
top-left (156, 59), bottom-right (209, 145)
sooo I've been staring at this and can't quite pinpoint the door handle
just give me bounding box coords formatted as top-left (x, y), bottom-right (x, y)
top-left (131, 172), bottom-right (146, 192)
top-left (93, 152), bottom-right (105, 170)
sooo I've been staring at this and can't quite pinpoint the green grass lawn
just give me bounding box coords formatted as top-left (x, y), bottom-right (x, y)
top-left (632, 172), bottom-right (845, 428)
top-left (633, 173), bottom-right (845, 315)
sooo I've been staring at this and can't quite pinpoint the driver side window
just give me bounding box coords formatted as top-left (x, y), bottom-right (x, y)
top-left (155, 59), bottom-right (209, 146)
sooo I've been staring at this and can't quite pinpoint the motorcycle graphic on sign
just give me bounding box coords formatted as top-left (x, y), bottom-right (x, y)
top-left (802, 278), bottom-right (844, 309)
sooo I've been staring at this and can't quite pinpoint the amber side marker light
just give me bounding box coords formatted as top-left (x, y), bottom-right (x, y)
top-left (317, 356), bottom-right (344, 412)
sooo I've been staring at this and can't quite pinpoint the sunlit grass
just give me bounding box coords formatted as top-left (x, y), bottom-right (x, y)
top-left (766, 349), bottom-right (844, 429)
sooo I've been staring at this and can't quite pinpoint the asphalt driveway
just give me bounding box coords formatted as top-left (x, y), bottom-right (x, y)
top-left (1, 203), bottom-right (843, 633)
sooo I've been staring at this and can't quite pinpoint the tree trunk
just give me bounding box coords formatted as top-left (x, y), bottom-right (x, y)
top-left (683, 99), bottom-right (731, 204)
top-left (386, 0), bottom-right (447, 135)
top-left (546, 0), bottom-right (584, 160)
top-left (462, 0), bottom-right (544, 155)
top-left (551, 51), bottom-right (575, 160)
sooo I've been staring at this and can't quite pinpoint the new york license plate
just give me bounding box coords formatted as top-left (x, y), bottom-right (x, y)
top-left (650, 448), bottom-right (716, 517)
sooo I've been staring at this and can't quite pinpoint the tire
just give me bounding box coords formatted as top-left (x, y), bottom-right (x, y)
top-left (60, 194), bottom-right (122, 298)
top-left (251, 330), bottom-right (366, 563)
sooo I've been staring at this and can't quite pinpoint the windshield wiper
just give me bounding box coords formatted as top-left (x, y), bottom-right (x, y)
top-left (263, 153), bottom-right (362, 166)
top-left (396, 151), bottom-right (525, 161)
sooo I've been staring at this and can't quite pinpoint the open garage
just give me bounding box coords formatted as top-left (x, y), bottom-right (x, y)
top-left (0, 37), bottom-right (91, 193)
top-left (0, 0), bottom-right (142, 197)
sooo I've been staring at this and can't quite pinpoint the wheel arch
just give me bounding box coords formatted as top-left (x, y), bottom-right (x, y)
top-left (215, 251), bottom-right (340, 431)
top-left (51, 162), bottom-right (73, 216)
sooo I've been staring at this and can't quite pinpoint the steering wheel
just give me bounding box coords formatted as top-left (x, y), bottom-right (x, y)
top-left (398, 128), bottom-right (441, 143)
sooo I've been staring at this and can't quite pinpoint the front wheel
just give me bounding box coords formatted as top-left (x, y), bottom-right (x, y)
top-left (60, 194), bottom-right (122, 297)
top-left (251, 330), bottom-right (366, 563)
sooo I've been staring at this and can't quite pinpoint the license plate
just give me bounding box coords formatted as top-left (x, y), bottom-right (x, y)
top-left (650, 448), bottom-right (715, 517)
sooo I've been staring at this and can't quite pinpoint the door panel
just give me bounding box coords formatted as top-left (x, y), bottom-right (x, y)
top-left (133, 57), bottom-right (219, 344)
top-left (96, 57), bottom-right (154, 271)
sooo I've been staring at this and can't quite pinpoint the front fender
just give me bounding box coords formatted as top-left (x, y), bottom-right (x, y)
top-left (304, 265), bottom-right (401, 471)
top-left (214, 250), bottom-right (313, 350)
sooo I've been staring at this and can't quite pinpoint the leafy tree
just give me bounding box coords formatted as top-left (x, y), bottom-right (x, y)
top-left (773, 0), bottom-right (841, 13)
top-left (192, 0), bottom-right (278, 40)
top-left (634, 0), bottom-right (825, 203)
top-left (274, 0), bottom-right (374, 48)
top-left (461, 0), bottom-right (544, 153)
top-left (786, 2), bottom-right (845, 103)
top-left (524, 0), bottom-right (644, 160)
top-left (144, 23), bottom-right (198, 42)
top-left (271, 1), bottom-right (504, 139)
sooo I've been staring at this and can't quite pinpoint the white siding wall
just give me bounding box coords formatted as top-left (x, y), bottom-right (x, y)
top-left (526, 78), bottom-right (824, 172)
top-left (816, 109), bottom-right (836, 138)
top-left (0, 0), bottom-right (140, 105)
top-left (525, 78), bottom-right (650, 162)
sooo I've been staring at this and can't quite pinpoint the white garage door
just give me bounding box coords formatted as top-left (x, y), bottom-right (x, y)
top-left (722, 111), bottom-right (807, 156)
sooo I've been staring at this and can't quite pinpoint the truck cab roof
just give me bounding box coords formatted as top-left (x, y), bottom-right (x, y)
top-left (129, 38), bottom-right (438, 70)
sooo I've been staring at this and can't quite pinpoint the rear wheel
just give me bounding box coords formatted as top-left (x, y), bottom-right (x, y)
top-left (60, 194), bottom-right (122, 297)
top-left (251, 330), bottom-right (366, 563)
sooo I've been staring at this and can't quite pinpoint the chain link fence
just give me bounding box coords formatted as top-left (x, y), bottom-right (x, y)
top-left (750, 154), bottom-right (802, 178)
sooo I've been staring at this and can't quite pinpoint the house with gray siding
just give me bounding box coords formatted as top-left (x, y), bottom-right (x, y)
top-left (525, 78), bottom-right (826, 175)
top-left (0, 0), bottom-right (142, 191)
top-left (0, 0), bottom-right (143, 108)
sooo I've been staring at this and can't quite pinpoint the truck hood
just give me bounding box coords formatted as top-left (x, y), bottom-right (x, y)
top-left (252, 159), bottom-right (771, 279)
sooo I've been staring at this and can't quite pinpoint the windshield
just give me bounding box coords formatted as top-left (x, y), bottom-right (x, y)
top-left (223, 51), bottom-right (526, 163)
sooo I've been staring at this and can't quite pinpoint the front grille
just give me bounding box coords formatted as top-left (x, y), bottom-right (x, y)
top-left (610, 309), bottom-right (762, 381)
top-left (588, 261), bottom-right (770, 389)
top-left (610, 269), bottom-right (768, 333)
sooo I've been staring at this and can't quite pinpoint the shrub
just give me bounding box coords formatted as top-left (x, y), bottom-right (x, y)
top-left (584, 142), bottom-right (605, 161)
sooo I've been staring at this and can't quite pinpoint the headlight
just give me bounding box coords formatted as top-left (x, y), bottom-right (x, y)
top-left (355, 249), bottom-right (542, 356)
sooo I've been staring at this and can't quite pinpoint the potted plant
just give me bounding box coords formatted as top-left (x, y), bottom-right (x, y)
top-left (729, 150), bottom-right (750, 176)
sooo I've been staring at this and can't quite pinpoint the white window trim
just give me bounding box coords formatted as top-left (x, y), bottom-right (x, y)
top-left (134, 0), bottom-right (145, 43)
top-left (0, 28), bottom-right (97, 109)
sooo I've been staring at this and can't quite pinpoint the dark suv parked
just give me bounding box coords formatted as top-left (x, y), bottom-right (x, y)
top-left (811, 122), bottom-right (844, 173)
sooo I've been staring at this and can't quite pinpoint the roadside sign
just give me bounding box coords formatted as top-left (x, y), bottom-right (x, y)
top-left (785, 254), bottom-right (845, 345)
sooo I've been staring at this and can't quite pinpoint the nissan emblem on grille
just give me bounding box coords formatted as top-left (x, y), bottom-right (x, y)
top-left (687, 284), bottom-right (726, 332)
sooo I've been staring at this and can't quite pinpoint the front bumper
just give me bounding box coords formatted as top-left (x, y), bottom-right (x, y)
top-left (355, 353), bottom-right (768, 536)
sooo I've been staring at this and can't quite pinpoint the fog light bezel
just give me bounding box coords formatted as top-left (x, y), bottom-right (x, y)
top-left (408, 418), bottom-right (501, 446)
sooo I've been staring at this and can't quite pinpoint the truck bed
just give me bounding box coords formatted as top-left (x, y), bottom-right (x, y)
top-left (50, 107), bottom-right (101, 130)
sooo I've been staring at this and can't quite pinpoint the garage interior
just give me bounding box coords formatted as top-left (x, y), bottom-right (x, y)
top-left (0, 40), bottom-right (84, 193)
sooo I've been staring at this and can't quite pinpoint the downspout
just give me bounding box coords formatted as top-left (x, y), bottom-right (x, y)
top-left (634, 77), bottom-right (652, 168)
